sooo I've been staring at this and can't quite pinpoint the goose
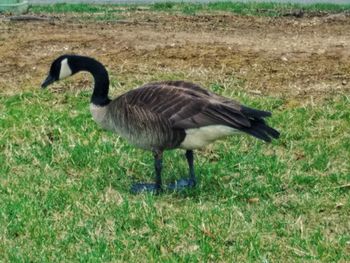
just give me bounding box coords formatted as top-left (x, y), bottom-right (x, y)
top-left (41, 54), bottom-right (280, 194)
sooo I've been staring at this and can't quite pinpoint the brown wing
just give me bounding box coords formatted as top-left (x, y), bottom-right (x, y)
top-left (116, 81), bottom-right (251, 130)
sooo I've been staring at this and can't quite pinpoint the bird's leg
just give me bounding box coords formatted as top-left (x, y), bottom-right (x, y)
top-left (186, 150), bottom-right (197, 185)
top-left (154, 150), bottom-right (163, 189)
top-left (130, 150), bottom-right (163, 194)
top-left (167, 150), bottom-right (197, 190)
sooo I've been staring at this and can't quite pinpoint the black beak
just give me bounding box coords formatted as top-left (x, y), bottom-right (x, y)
top-left (41, 75), bottom-right (55, 88)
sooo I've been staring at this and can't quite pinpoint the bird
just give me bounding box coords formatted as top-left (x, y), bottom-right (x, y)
top-left (41, 54), bottom-right (280, 194)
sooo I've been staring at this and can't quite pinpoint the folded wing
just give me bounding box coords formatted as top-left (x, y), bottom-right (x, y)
top-left (117, 81), bottom-right (279, 142)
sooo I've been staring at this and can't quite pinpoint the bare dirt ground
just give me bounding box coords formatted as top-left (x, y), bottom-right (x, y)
top-left (1, 11), bottom-right (350, 98)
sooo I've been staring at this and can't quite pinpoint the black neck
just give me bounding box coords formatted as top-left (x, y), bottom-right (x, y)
top-left (70, 56), bottom-right (111, 106)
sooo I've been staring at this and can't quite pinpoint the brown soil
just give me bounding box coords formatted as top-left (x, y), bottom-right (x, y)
top-left (1, 12), bottom-right (350, 98)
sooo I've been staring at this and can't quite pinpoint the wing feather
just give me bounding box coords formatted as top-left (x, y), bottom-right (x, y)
top-left (117, 81), bottom-right (251, 130)
top-left (111, 81), bottom-right (279, 143)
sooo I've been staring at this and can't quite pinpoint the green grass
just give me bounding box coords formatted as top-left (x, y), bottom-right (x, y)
top-left (30, 3), bottom-right (104, 13)
top-left (0, 77), bottom-right (349, 261)
top-left (29, 2), bottom-right (350, 17)
top-left (158, 2), bottom-right (350, 15)
top-left (29, 3), bottom-right (127, 21)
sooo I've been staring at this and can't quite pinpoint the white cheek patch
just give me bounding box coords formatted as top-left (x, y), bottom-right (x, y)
top-left (180, 125), bottom-right (239, 149)
top-left (59, 58), bottom-right (72, 80)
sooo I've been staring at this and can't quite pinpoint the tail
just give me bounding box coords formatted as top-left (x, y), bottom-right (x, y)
top-left (239, 106), bottom-right (280, 142)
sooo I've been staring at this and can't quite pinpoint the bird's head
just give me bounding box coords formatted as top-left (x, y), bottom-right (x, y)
top-left (41, 54), bottom-right (78, 88)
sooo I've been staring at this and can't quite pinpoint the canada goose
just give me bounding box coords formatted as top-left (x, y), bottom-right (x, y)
top-left (42, 55), bottom-right (280, 193)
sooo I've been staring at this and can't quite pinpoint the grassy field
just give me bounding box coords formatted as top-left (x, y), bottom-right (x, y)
top-left (1, 2), bottom-right (350, 262)
top-left (29, 1), bottom-right (350, 16)
top-left (1, 78), bottom-right (349, 261)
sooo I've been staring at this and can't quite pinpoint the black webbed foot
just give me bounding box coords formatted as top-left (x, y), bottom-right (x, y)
top-left (167, 178), bottom-right (196, 191)
top-left (130, 183), bottom-right (162, 194)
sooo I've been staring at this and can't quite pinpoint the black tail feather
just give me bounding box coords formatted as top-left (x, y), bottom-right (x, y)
top-left (240, 106), bottom-right (280, 142)
top-left (241, 119), bottom-right (280, 142)
top-left (241, 105), bottom-right (272, 119)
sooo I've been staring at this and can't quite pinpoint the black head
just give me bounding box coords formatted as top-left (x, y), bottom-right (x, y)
top-left (41, 55), bottom-right (77, 88)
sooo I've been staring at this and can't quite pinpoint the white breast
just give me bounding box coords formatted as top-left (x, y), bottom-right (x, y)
top-left (180, 125), bottom-right (238, 149)
top-left (90, 103), bottom-right (110, 130)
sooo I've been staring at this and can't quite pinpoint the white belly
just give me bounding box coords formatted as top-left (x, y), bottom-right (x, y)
top-left (180, 125), bottom-right (238, 149)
